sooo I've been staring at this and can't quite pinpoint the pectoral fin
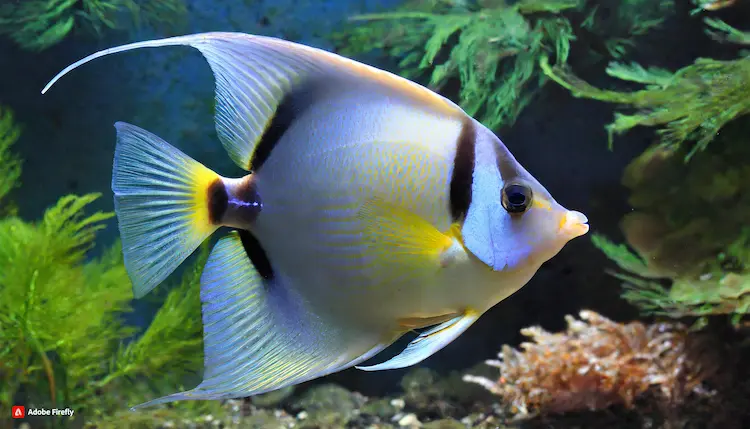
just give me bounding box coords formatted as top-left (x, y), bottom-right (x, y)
top-left (351, 198), bottom-right (469, 280)
top-left (356, 310), bottom-right (481, 371)
top-left (357, 198), bottom-right (455, 266)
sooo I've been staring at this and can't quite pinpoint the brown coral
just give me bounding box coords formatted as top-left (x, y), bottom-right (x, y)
top-left (463, 311), bottom-right (710, 417)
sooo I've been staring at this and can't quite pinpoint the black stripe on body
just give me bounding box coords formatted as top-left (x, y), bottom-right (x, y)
top-left (207, 178), bottom-right (228, 225)
top-left (449, 119), bottom-right (476, 222)
top-left (249, 79), bottom-right (320, 172)
top-left (238, 229), bottom-right (275, 281)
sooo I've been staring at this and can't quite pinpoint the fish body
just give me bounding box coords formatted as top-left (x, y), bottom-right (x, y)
top-left (42, 32), bottom-right (589, 409)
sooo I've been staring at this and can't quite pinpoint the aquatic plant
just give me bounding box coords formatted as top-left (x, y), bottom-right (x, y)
top-left (0, 121), bottom-right (220, 428)
top-left (463, 310), bottom-right (710, 417)
top-left (540, 17), bottom-right (750, 160)
top-left (333, 0), bottom-right (578, 130)
top-left (593, 225), bottom-right (750, 325)
top-left (591, 136), bottom-right (750, 323)
top-left (579, 0), bottom-right (674, 59)
top-left (0, 106), bottom-right (21, 214)
top-left (0, 0), bottom-right (187, 51)
top-left (536, 14), bottom-right (750, 324)
top-left (0, 194), bottom-right (213, 427)
top-left (704, 18), bottom-right (750, 45)
top-left (333, 0), bottom-right (674, 130)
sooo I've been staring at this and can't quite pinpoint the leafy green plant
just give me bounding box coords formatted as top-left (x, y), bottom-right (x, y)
top-left (0, 109), bottom-right (225, 428)
top-left (332, 0), bottom-right (674, 130)
top-left (541, 55), bottom-right (750, 160)
top-left (0, 0), bottom-right (187, 51)
top-left (589, 121), bottom-right (750, 326)
top-left (579, 0), bottom-right (673, 59)
top-left (533, 12), bottom-right (750, 327)
top-left (540, 16), bottom-right (750, 160)
top-left (704, 18), bottom-right (750, 45)
top-left (334, 0), bottom-right (579, 130)
top-left (0, 106), bottom-right (21, 212)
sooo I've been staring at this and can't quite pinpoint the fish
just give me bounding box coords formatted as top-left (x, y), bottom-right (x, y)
top-left (41, 32), bottom-right (589, 409)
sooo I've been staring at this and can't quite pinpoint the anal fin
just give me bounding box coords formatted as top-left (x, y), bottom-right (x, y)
top-left (130, 231), bottom-right (389, 409)
top-left (356, 310), bottom-right (480, 371)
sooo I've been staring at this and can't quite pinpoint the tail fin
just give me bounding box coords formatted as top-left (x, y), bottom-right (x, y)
top-left (112, 122), bottom-right (220, 298)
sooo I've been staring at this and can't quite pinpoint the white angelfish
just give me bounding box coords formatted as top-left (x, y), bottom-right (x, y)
top-left (42, 32), bottom-right (589, 410)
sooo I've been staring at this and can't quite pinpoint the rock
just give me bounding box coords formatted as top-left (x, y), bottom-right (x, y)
top-left (401, 368), bottom-right (444, 410)
top-left (398, 413), bottom-right (422, 428)
top-left (240, 409), bottom-right (296, 428)
top-left (390, 398), bottom-right (406, 410)
top-left (362, 398), bottom-right (400, 419)
top-left (294, 384), bottom-right (359, 428)
top-left (422, 419), bottom-right (466, 429)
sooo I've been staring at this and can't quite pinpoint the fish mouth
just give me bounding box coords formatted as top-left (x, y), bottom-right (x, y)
top-left (559, 210), bottom-right (589, 238)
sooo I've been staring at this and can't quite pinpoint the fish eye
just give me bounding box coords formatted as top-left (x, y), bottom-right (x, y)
top-left (502, 183), bottom-right (533, 214)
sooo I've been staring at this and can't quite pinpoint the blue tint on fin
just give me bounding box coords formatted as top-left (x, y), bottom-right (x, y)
top-left (356, 311), bottom-right (480, 371)
top-left (112, 122), bottom-right (219, 298)
top-left (130, 231), bottom-right (390, 410)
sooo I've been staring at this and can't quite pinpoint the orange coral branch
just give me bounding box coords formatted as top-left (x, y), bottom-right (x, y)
top-left (464, 311), bottom-right (710, 416)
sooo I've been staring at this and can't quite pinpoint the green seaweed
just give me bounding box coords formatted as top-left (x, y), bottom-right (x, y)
top-left (333, 0), bottom-right (674, 130)
top-left (540, 18), bottom-right (750, 160)
top-left (596, 237), bottom-right (750, 327)
top-left (0, 108), bottom-right (223, 428)
top-left (590, 120), bottom-right (750, 326)
top-left (0, 106), bottom-right (21, 214)
top-left (333, 0), bottom-right (579, 130)
top-left (579, 0), bottom-right (674, 59)
top-left (0, 0), bottom-right (187, 51)
top-left (704, 18), bottom-right (750, 45)
top-left (533, 13), bottom-right (750, 326)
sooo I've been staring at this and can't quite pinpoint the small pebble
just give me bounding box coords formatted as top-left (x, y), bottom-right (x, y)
top-left (390, 398), bottom-right (406, 410)
top-left (297, 411), bottom-right (308, 420)
top-left (398, 413), bottom-right (422, 427)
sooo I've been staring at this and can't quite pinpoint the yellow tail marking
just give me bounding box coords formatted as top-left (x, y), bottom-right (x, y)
top-left (189, 162), bottom-right (221, 237)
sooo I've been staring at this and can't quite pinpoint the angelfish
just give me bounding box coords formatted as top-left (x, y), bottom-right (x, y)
top-left (42, 32), bottom-right (589, 409)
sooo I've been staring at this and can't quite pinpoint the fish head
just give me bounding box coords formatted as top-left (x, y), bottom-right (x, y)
top-left (461, 125), bottom-right (589, 272)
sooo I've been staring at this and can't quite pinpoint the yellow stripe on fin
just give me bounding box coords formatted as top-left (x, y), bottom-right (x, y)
top-left (112, 122), bottom-right (220, 298)
top-left (189, 163), bottom-right (223, 235)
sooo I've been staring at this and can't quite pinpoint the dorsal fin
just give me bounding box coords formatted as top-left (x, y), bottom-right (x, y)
top-left (42, 32), bottom-right (466, 170)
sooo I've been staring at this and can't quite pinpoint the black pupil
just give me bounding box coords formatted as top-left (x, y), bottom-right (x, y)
top-left (506, 185), bottom-right (527, 206)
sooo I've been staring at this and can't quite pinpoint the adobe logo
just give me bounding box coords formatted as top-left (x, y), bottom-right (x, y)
top-left (12, 406), bottom-right (25, 419)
